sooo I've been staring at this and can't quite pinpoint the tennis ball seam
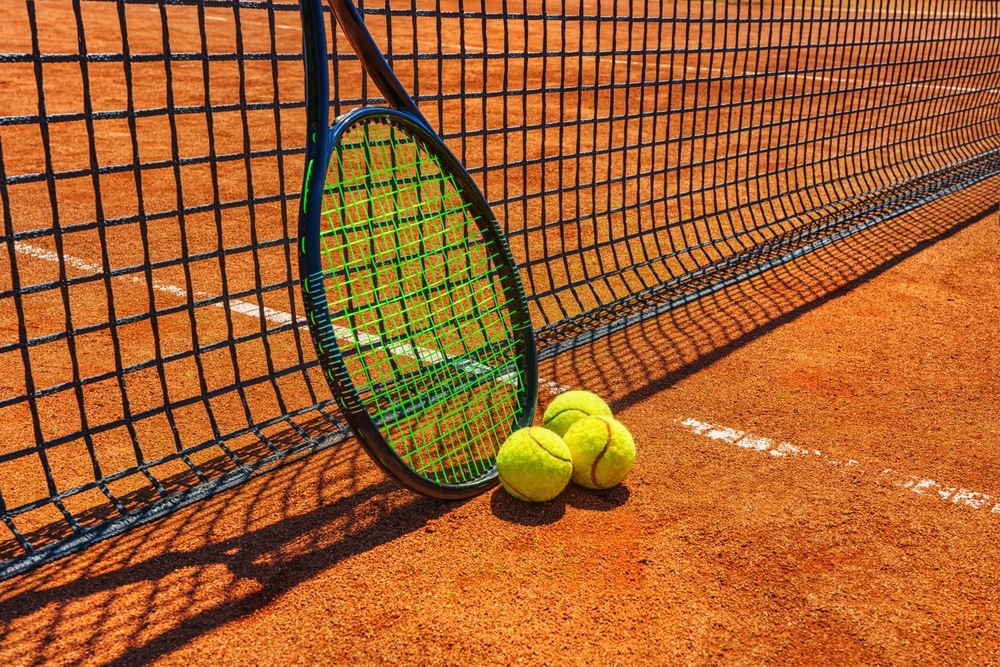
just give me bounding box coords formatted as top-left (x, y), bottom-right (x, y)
top-left (497, 471), bottom-right (530, 502)
top-left (528, 428), bottom-right (572, 462)
top-left (590, 416), bottom-right (613, 488)
top-left (542, 407), bottom-right (585, 427)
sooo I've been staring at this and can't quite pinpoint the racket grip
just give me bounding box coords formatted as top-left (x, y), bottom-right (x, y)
top-left (326, 0), bottom-right (426, 123)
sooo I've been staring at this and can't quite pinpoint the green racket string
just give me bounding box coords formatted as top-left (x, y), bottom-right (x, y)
top-left (318, 115), bottom-right (528, 485)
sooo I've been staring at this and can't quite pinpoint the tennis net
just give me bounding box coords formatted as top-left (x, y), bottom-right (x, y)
top-left (1, 0), bottom-right (998, 578)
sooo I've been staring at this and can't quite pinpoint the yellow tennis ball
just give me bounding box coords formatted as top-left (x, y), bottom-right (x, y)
top-left (542, 390), bottom-right (613, 437)
top-left (496, 427), bottom-right (573, 502)
top-left (563, 415), bottom-right (635, 489)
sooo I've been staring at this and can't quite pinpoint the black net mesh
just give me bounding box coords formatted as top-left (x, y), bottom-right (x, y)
top-left (1, 0), bottom-right (998, 578)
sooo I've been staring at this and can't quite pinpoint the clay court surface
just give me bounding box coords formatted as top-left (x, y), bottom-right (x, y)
top-left (0, 180), bottom-right (997, 665)
top-left (2, 1), bottom-right (1000, 664)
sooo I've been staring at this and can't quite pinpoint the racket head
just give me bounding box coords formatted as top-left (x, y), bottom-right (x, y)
top-left (299, 107), bottom-right (538, 499)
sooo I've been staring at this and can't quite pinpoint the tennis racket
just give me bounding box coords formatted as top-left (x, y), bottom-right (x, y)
top-left (298, 0), bottom-right (538, 499)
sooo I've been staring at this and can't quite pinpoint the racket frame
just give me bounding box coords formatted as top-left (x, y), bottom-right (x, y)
top-left (298, 0), bottom-right (538, 498)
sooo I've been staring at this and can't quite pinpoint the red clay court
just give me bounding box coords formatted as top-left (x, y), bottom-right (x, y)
top-left (1, 0), bottom-right (998, 664)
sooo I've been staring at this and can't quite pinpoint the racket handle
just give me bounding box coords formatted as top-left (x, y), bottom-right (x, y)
top-left (326, 0), bottom-right (426, 123)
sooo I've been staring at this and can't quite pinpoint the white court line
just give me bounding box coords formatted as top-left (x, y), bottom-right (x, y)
top-left (573, 0), bottom-right (990, 18)
top-left (153, 7), bottom-right (296, 31)
top-left (766, 70), bottom-right (1000, 96)
top-left (204, 14), bottom-right (296, 30)
top-left (780, 4), bottom-right (995, 19)
top-left (14, 241), bottom-right (294, 326)
top-left (613, 59), bottom-right (1000, 97)
top-left (678, 417), bottom-right (1000, 516)
top-left (13, 242), bottom-right (569, 394)
top-left (605, 50), bottom-right (1000, 97)
top-left (426, 42), bottom-right (1000, 97)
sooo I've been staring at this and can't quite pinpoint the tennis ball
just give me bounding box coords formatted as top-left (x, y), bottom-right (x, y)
top-left (563, 415), bottom-right (635, 489)
top-left (496, 427), bottom-right (573, 502)
top-left (542, 390), bottom-right (613, 437)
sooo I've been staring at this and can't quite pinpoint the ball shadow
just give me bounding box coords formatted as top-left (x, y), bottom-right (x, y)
top-left (561, 482), bottom-right (631, 511)
top-left (489, 487), bottom-right (566, 525)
